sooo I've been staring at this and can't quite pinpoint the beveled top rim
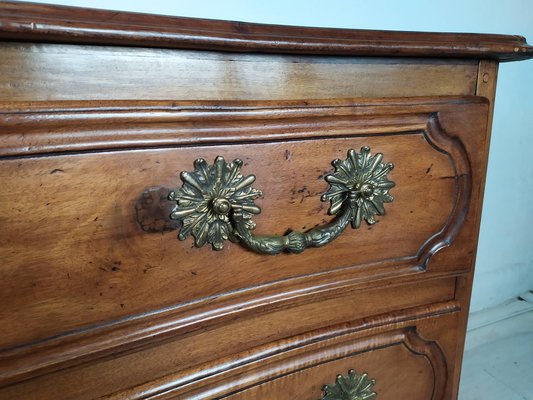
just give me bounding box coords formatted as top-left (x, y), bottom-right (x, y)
top-left (0, 1), bottom-right (531, 61)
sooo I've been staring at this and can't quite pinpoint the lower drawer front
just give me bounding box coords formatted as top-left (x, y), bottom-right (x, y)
top-left (0, 278), bottom-right (457, 400)
top-left (133, 308), bottom-right (458, 400)
top-left (228, 332), bottom-right (436, 400)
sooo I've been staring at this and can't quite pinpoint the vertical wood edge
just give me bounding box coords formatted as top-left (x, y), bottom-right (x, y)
top-left (452, 59), bottom-right (499, 400)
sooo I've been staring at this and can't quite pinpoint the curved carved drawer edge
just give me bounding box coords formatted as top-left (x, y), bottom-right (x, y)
top-left (0, 96), bottom-right (485, 158)
top-left (101, 323), bottom-right (450, 400)
top-left (0, 272), bottom-right (461, 389)
top-left (0, 101), bottom-right (474, 387)
top-left (134, 113), bottom-right (472, 268)
top-left (416, 113), bottom-right (471, 268)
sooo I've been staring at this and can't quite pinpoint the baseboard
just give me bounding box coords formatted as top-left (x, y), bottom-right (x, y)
top-left (467, 292), bottom-right (533, 332)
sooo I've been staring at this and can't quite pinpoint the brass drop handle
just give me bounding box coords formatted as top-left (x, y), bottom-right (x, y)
top-left (169, 147), bottom-right (395, 255)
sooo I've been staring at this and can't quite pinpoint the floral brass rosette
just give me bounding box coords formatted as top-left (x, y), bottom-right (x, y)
top-left (169, 147), bottom-right (394, 254)
top-left (169, 156), bottom-right (262, 250)
top-left (322, 146), bottom-right (395, 228)
top-left (321, 369), bottom-right (377, 400)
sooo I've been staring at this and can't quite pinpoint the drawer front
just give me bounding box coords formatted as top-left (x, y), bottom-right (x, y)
top-left (0, 97), bottom-right (487, 387)
top-left (0, 280), bottom-right (457, 399)
top-left (97, 307), bottom-right (459, 400)
top-left (217, 329), bottom-right (441, 400)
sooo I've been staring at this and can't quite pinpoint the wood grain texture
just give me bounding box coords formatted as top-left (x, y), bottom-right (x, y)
top-left (101, 302), bottom-right (458, 400)
top-left (153, 329), bottom-right (444, 400)
top-left (0, 1), bottom-right (531, 61)
top-left (0, 298), bottom-right (460, 400)
top-left (0, 96), bottom-right (481, 156)
top-left (0, 97), bottom-right (486, 389)
top-left (1, 5), bottom-right (529, 398)
top-left (0, 43), bottom-right (480, 102)
top-left (451, 60), bottom-right (500, 400)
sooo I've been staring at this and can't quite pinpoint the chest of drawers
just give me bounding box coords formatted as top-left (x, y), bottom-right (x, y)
top-left (0, 2), bottom-right (531, 399)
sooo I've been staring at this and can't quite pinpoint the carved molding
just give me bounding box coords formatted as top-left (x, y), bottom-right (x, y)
top-left (403, 328), bottom-right (448, 400)
top-left (0, 97), bottom-right (482, 157)
top-left (415, 114), bottom-right (472, 268)
top-left (0, 4), bottom-right (531, 61)
top-left (103, 324), bottom-right (450, 400)
top-left (0, 98), bottom-right (475, 387)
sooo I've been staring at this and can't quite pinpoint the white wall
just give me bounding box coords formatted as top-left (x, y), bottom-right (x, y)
top-left (25, 0), bottom-right (533, 312)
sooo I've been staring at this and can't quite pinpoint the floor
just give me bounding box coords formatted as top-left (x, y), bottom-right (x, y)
top-left (458, 296), bottom-right (533, 399)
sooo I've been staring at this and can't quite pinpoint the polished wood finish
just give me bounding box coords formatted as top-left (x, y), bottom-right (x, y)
top-left (0, 97), bottom-right (485, 386)
top-left (0, 3), bottom-right (530, 400)
top-left (0, 44), bottom-right (479, 101)
top-left (0, 1), bottom-right (531, 61)
top-left (451, 59), bottom-right (500, 399)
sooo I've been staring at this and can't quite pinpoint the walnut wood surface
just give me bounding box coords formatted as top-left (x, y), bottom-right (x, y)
top-left (220, 329), bottom-right (444, 400)
top-left (0, 97), bottom-right (488, 395)
top-left (0, 4), bottom-right (530, 399)
top-left (0, 99), bottom-right (481, 339)
top-left (111, 304), bottom-right (458, 400)
top-left (451, 60), bottom-right (500, 399)
top-left (1, 299), bottom-right (460, 400)
top-left (0, 1), bottom-right (531, 61)
top-left (0, 96), bottom-right (482, 155)
top-left (0, 43), bottom-right (479, 102)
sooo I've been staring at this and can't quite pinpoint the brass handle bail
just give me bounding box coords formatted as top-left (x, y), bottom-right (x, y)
top-left (169, 147), bottom-right (395, 255)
